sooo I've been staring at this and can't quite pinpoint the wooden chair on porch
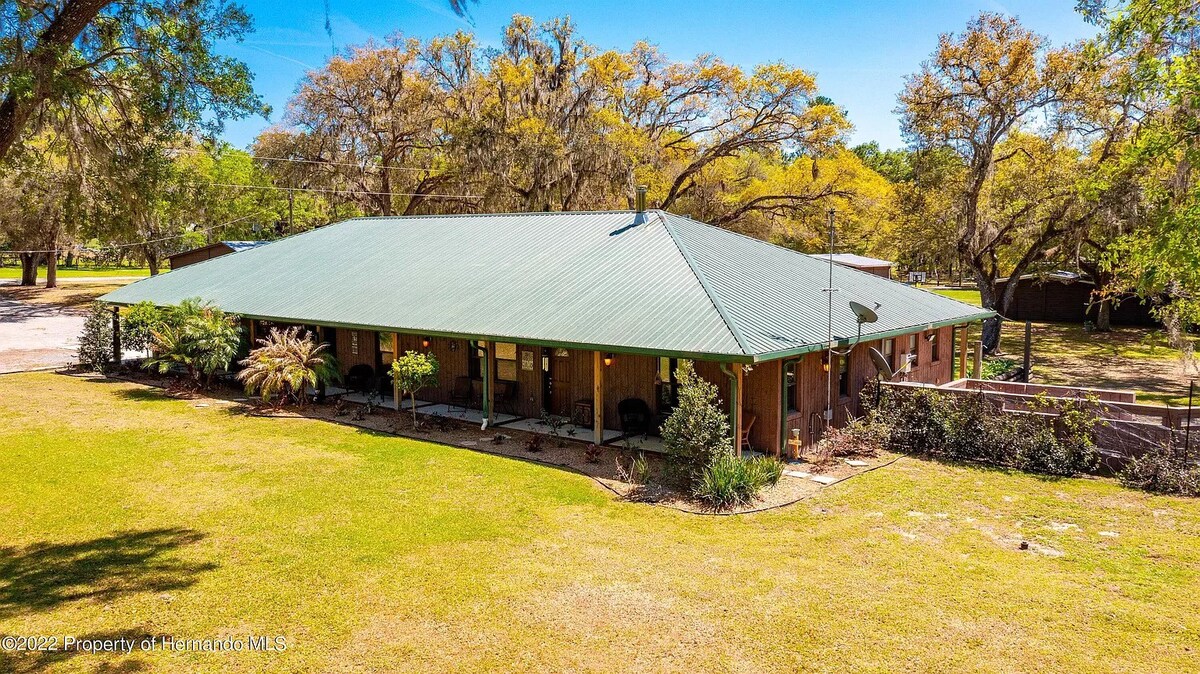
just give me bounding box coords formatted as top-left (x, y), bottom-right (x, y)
top-left (450, 376), bottom-right (474, 411)
top-left (739, 413), bottom-right (757, 454)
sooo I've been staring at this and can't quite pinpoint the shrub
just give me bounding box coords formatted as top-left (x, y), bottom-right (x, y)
top-left (861, 384), bottom-right (1102, 478)
top-left (661, 361), bottom-right (731, 485)
top-left (78, 303), bottom-right (114, 372)
top-left (693, 455), bottom-right (783, 510)
top-left (237, 327), bottom-right (339, 407)
top-left (391, 351), bottom-right (440, 428)
top-left (819, 419), bottom-right (887, 458)
top-left (121, 300), bottom-right (163, 352)
top-left (1120, 445), bottom-right (1200, 496)
top-left (143, 298), bottom-right (241, 387)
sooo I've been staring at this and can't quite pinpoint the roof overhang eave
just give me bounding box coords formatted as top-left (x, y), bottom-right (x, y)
top-left (102, 300), bottom-right (756, 364)
top-left (748, 310), bottom-right (996, 363)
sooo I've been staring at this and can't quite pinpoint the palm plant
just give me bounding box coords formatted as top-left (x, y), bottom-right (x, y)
top-left (237, 327), bottom-right (340, 407)
top-left (144, 298), bottom-right (241, 387)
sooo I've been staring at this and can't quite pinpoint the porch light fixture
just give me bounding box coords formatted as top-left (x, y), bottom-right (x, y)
top-left (603, 353), bottom-right (615, 367)
top-left (821, 354), bottom-right (830, 372)
top-left (421, 336), bottom-right (431, 348)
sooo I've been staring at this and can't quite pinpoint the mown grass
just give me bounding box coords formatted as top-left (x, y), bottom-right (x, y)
top-left (0, 265), bottom-right (150, 279)
top-left (1, 373), bottom-right (1198, 673)
top-left (931, 287), bottom-right (983, 307)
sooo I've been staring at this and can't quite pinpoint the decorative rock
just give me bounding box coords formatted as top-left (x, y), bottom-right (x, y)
top-left (844, 459), bottom-right (869, 467)
top-left (1098, 531), bottom-right (1119, 537)
top-left (459, 440), bottom-right (478, 447)
top-left (783, 470), bottom-right (811, 479)
top-left (810, 475), bottom-right (837, 485)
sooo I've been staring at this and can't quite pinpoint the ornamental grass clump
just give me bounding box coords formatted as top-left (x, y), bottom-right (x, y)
top-left (693, 454), bottom-right (783, 510)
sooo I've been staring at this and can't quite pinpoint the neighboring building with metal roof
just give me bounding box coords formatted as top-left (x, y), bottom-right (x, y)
top-left (168, 241), bottom-right (269, 270)
top-left (104, 209), bottom-right (990, 456)
top-left (809, 252), bottom-right (895, 278)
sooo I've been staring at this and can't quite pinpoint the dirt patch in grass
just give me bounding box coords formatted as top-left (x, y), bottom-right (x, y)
top-left (0, 282), bottom-right (124, 312)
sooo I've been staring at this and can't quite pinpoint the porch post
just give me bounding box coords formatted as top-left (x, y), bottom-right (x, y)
top-left (593, 350), bottom-right (604, 445)
top-left (248, 319), bottom-right (257, 347)
top-left (958, 325), bottom-right (968, 379)
top-left (732, 363), bottom-right (744, 457)
top-left (111, 307), bottom-right (121, 368)
top-left (393, 332), bottom-right (400, 411)
top-left (484, 341), bottom-right (496, 424)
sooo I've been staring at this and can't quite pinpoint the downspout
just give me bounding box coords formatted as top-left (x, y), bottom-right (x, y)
top-left (472, 340), bottom-right (490, 430)
top-left (780, 360), bottom-right (794, 458)
top-left (720, 363), bottom-right (739, 455)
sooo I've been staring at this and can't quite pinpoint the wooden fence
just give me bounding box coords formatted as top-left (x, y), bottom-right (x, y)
top-left (881, 379), bottom-right (1197, 464)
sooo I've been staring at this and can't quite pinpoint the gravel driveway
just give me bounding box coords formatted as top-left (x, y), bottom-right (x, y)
top-left (0, 291), bottom-right (87, 372)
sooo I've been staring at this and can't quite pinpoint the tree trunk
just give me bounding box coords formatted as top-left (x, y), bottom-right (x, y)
top-left (45, 248), bottom-right (57, 288)
top-left (1095, 298), bottom-right (1113, 332)
top-left (0, 0), bottom-right (113, 161)
top-left (976, 276), bottom-right (1004, 354)
top-left (18, 252), bottom-right (40, 286)
top-left (143, 246), bottom-right (160, 276)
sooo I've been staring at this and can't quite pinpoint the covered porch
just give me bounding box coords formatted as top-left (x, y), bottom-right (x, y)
top-left (293, 321), bottom-right (778, 455)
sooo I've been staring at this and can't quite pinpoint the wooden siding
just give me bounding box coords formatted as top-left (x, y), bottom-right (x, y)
top-left (168, 243), bottom-right (234, 269)
top-left (334, 328), bottom-right (377, 372)
top-left (600, 354), bottom-right (658, 430)
top-left (691, 360), bottom-right (780, 454)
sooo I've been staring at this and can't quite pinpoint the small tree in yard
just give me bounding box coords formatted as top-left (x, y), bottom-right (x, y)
top-left (78, 303), bottom-right (114, 372)
top-left (391, 351), bottom-right (440, 428)
top-left (144, 298), bottom-right (241, 388)
top-left (121, 301), bottom-right (165, 353)
top-left (661, 361), bottom-right (731, 485)
top-left (237, 327), bottom-right (339, 408)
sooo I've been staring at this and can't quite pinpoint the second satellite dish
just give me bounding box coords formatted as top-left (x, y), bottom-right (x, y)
top-left (868, 346), bottom-right (896, 380)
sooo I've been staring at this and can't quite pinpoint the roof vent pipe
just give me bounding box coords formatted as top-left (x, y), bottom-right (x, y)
top-left (635, 185), bottom-right (648, 213)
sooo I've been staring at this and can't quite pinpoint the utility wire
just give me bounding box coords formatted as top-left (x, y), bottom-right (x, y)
top-left (171, 147), bottom-right (437, 173)
top-left (188, 181), bottom-right (478, 199)
top-left (2, 213), bottom-right (259, 255)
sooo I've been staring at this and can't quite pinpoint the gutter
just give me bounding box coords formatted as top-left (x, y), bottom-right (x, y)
top-left (751, 310), bottom-right (996, 363)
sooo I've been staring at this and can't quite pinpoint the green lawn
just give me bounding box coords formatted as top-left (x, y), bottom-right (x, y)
top-left (2, 373), bottom-right (1199, 673)
top-left (0, 265), bottom-right (151, 279)
top-left (931, 287), bottom-right (983, 306)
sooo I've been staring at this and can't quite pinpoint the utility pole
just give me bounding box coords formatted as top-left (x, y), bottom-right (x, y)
top-left (824, 208), bottom-right (837, 430)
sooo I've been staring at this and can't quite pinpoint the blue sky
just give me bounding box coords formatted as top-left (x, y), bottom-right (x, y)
top-left (219, 0), bottom-right (1098, 150)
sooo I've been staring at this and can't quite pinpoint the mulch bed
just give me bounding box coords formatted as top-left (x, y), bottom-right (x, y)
top-left (78, 367), bottom-right (894, 515)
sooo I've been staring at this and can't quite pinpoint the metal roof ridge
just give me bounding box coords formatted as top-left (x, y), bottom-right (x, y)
top-left (658, 212), bottom-right (752, 357)
top-left (336, 209), bottom-right (649, 221)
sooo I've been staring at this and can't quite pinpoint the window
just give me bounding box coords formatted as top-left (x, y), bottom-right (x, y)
top-left (838, 355), bottom-right (850, 397)
top-left (378, 332), bottom-right (395, 366)
top-left (908, 333), bottom-right (919, 367)
top-left (350, 331), bottom-right (359, 356)
top-left (883, 338), bottom-right (895, 368)
top-left (785, 361), bottom-right (799, 412)
top-left (657, 357), bottom-right (681, 409)
top-left (496, 342), bottom-right (517, 381)
top-left (930, 331), bottom-right (940, 362)
top-left (469, 342), bottom-right (482, 379)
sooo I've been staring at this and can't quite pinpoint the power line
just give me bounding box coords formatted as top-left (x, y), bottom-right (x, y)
top-left (171, 147), bottom-right (437, 173)
top-left (2, 213), bottom-right (260, 255)
top-left (189, 181), bottom-right (479, 200)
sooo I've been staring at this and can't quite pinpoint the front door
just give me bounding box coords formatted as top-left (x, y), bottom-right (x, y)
top-left (544, 348), bottom-right (573, 416)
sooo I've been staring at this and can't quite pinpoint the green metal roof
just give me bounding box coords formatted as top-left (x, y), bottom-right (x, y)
top-left (101, 210), bottom-right (993, 363)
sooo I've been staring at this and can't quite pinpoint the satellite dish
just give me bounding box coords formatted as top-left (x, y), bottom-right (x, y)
top-left (849, 301), bottom-right (879, 324)
top-left (868, 346), bottom-right (895, 380)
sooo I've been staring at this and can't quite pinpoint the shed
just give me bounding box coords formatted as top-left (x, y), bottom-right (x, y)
top-left (169, 241), bottom-right (268, 270)
top-left (810, 253), bottom-right (894, 278)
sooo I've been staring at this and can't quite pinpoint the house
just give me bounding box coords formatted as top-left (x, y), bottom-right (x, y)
top-left (810, 253), bottom-right (895, 279)
top-left (168, 241), bottom-right (268, 270)
top-left (102, 209), bottom-right (991, 456)
top-left (996, 271), bottom-right (1160, 326)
